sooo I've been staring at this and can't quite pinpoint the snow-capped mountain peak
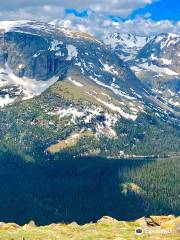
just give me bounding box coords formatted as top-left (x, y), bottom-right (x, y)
top-left (0, 21), bottom-right (179, 134)
top-left (153, 33), bottom-right (180, 49)
top-left (0, 21), bottom-right (145, 118)
top-left (103, 31), bottom-right (180, 110)
top-left (103, 33), bottom-right (153, 62)
top-left (104, 33), bottom-right (151, 49)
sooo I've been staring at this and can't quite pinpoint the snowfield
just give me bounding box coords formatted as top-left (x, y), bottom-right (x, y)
top-left (0, 65), bottom-right (59, 105)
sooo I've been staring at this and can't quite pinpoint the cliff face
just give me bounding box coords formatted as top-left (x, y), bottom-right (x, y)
top-left (0, 215), bottom-right (179, 240)
top-left (0, 30), bottom-right (68, 80)
top-left (0, 21), bottom-right (137, 84)
top-left (104, 32), bottom-right (180, 110)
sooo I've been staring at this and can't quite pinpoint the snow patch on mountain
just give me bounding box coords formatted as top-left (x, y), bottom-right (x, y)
top-left (88, 75), bottom-right (139, 101)
top-left (0, 65), bottom-right (59, 105)
top-left (104, 32), bottom-right (180, 87)
top-left (103, 33), bottom-right (153, 62)
top-left (135, 62), bottom-right (179, 76)
top-left (86, 91), bottom-right (137, 121)
top-left (160, 58), bottom-right (172, 65)
top-left (169, 99), bottom-right (180, 107)
top-left (0, 94), bottom-right (16, 107)
top-left (131, 63), bottom-right (179, 77)
top-left (0, 20), bottom-right (31, 32)
top-left (49, 105), bottom-right (119, 138)
top-left (104, 33), bottom-right (150, 50)
top-left (49, 40), bottom-right (63, 51)
top-left (66, 45), bottom-right (78, 60)
top-left (68, 77), bottom-right (83, 87)
top-left (99, 61), bottom-right (119, 76)
top-left (155, 33), bottom-right (180, 49)
top-left (33, 53), bottom-right (40, 58)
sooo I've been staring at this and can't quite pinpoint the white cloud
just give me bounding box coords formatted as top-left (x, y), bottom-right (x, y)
top-left (117, 17), bottom-right (180, 36)
top-left (0, 0), bottom-right (179, 38)
top-left (0, 6), bottom-right (64, 21)
top-left (51, 13), bottom-right (180, 37)
top-left (0, 0), bottom-right (154, 17)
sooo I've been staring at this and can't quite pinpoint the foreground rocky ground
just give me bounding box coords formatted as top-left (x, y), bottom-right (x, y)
top-left (0, 215), bottom-right (179, 240)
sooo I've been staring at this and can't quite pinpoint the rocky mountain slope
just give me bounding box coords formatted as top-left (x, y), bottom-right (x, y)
top-left (104, 32), bottom-right (180, 111)
top-left (0, 215), bottom-right (179, 240)
top-left (0, 20), bottom-right (179, 235)
top-left (0, 21), bottom-right (179, 159)
top-left (103, 33), bottom-right (153, 62)
top-left (0, 21), bottom-right (143, 103)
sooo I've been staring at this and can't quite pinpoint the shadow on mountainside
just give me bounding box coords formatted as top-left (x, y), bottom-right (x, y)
top-left (0, 151), bottom-right (178, 225)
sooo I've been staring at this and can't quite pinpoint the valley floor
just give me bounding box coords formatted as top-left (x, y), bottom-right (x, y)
top-left (0, 216), bottom-right (179, 240)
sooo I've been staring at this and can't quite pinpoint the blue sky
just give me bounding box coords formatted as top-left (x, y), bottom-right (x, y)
top-left (0, 0), bottom-right (179, 36)
top-left (65, 9), bottom-right (88, 18)
top-left (65, 0), bottom-right (180, 22)
top-left (61, 1), bottom-right (180, 36)
top-left (131, 0), bottom-right (180, 21)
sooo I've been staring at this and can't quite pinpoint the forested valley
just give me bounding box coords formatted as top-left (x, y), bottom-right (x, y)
top-left (0, 151), bottom-right (179, 225)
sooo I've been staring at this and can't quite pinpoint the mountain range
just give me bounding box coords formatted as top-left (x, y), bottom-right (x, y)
top-left (0, 20), bottom-right (179, 160)
top-left (0, 20), bottom-right (179, 226)
top-left (104, 32), bottom-right (180, 111)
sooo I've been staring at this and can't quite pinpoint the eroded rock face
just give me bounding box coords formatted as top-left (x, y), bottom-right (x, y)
top-left (0, 21), bottom-right (142, 92)
top-left (104, 32), bottom-right (180, 109)
top-left (0, 31), bottom-right (67, 80)
top-left (137, 33), bottom-right (180, 74)
top-left (0, 20), bottom-right (147, 110)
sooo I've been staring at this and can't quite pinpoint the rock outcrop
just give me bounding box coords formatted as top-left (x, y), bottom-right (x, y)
top-left (0, 216), bottom-right (179, 239)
